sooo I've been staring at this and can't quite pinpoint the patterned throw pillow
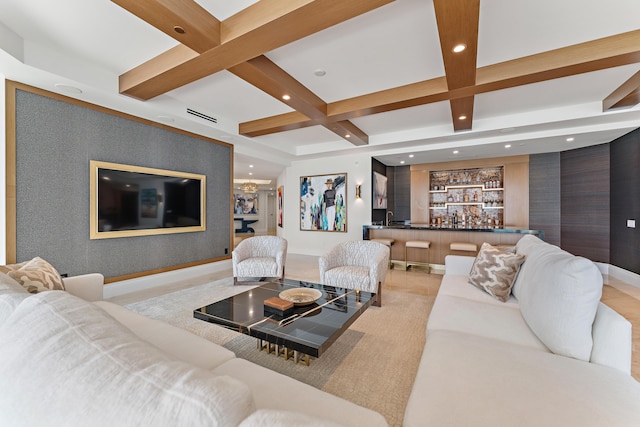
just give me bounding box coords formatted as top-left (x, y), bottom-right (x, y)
top-left (0, 257), bottom-right (64, 294)
top-left (468, 242), bottom-right (525, 302)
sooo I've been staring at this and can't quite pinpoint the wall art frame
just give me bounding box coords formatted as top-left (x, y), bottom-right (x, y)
top-left (300, 173), bottom-right (347, 232)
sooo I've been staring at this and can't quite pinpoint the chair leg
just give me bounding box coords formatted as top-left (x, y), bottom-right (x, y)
top-left (234, 277), bottom-right (238, 286)
top-left (374, 281), bottom-right (382, 307)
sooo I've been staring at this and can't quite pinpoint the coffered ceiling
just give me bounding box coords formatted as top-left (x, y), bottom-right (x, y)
top-left (1, 0), bottom-right (639, 188)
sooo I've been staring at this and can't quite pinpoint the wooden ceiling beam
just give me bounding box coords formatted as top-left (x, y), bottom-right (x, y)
top-left (229, 55), bottom-right (327, 121)
top-left (602, 69), bottom-right (640, 111)
top-left (433, 0), bottom-right (479, 132)
top-left (230, 55), bottom-right (368, 145)
top-left (326, 121), bottom-right (369, 146)
top-left (111, 0), bottom-right (220, 53)
top-left (450, 97), bottom-right (474, 131)
top-left (239, 30), bottom-right (640, 137)
top-left (117, 0), bottom-right (394, 100)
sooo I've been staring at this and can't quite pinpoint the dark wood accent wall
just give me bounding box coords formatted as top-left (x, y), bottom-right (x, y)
top-left (391, 165), bottom-right (411, 221)
top-left (560, 143), bottom-right (610, 263)
top-left (371, 158), bottom-right (387, 224)
top-left (529, 153), bottom-right (561, 246)
top-left (610, 128), bottom-right (640, 274)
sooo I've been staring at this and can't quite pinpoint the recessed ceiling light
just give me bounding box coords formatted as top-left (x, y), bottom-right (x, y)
top-left (314, 69), bottom-right (326, 77)
top-left (345, 134), bottom-right (351, 138)
top-left (453, 150), bottom-right (459, 154)
top-left (458, 115), bottom-right (467, 120)
top-left (282, 94), bottom-right (291, 101)
top-left (173, 26), bottom-right (185, 34)
top-left (54, 84), bottom-right (82, 94)
top-left (409, 154), bottom-right (414, 158)
top-left (249, 172), bottom-right (253, 175)
top-left (400, 161), bottom-right (405, 164)
top-left (566, 137), bottom-right (575, 142)
top-left (505, 144), bottom-right (512, 148)
top-left (452, 44), bottom-right (467, 53)
top-left (249, 165), bottom-right (254, 168)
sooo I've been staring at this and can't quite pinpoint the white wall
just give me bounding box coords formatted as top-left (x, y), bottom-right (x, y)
top-left (0, 74), bottom-right (6, 264)
top-left (280, 153), bottom-right (372, 256)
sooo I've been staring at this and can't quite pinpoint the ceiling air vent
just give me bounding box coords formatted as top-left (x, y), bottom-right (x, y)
top-left (187, 108), bottom-right (217, 124)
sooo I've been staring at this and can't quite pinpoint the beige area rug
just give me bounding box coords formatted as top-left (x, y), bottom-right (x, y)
top-left (124, 277), bottom-right (434, 427)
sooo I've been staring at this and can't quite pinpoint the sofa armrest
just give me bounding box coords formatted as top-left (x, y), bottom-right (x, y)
top-left (62, 273), bottom-right (104, 301)
top-left (444, 255), bottom-right (475, 275)
top-left (591, 302), bottom-right (632, 374)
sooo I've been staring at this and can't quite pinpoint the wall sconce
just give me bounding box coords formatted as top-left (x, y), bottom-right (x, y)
top-left (355, 184), bottom-right (361, 199)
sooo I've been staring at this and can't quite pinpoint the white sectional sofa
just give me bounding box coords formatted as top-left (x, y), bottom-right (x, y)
top-left (0, 272), bottom-right (387, 427)
top-left (404, 235), bottom-right (640, 426)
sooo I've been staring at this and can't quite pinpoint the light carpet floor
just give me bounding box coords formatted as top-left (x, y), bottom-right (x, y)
top-left (123, 276), bottom-right (434, 427)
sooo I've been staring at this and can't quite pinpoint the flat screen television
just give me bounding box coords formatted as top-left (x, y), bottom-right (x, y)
top-left (90, 160), bottom-right (206, 239)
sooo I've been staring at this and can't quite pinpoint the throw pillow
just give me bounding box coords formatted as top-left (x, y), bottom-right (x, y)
top-left (468, 242), bottom-right (525, 302)
top-left (1, 257), bottom-right (64, 293)
top-left (516, 247), bottom-right (602, 362)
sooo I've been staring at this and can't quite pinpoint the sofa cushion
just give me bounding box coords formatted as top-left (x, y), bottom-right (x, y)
top-left (239, 409), bottom-right (345, 427)
top-left (212, 358), bottom-right (388, 427)
top-left (0, 291), bottom-right (255, 427)
top-left (515, 238), bottom-right (602, 361)
top-left (427, 293), bottom-right (548, 352)
top-left (405, 330), bottom-right (640, 427)
top-left (94, 300), bottom-right (236, 371)
top-left (468, 242), bottom-right (525, 302)
top-left (0, 257), bottom-right (64, 293)
top-left (0, 273), bottom-right (30, 323)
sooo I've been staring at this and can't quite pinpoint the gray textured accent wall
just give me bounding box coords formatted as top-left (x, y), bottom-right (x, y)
top-left (529, 153), bottom-right (561, 246)
top-left (14, 89), bottom-right (231, 279)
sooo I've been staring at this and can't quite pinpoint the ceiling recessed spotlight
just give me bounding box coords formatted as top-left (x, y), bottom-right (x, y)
top-left (505, 144), bottom-right (512, 148)
top-left (345, 134), bottom-right (351, 138)
top-left (566, 137), bottom-right (575, 142)
top-left (54, 84), bottom-right (82, 94)
top-left (453, 150), bottom-right (459, 154)
top-left (409, 154), bottom-right (414, 158)
top-left (400, 161), bottom-right (406, 164)
top-left (173, 26), bottom-right (186, 34)
top-left (458, 115), bottom-right (467, 120)
top-left (249, 165), bottom-right (254, 168)
top-left (314, 69), bottom-right (326, 77)
top-left (282, 94), bottom-right (291, 101)
top-left (452, 44), bottom-right (467, 53)
top-left (249, 172), bottom-right (253, 176)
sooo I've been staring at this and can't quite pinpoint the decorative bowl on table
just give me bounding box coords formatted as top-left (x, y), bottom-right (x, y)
top-left (279, 288), bottom-right (322, 306)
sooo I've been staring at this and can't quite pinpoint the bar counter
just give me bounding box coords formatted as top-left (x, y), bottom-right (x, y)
top-left (363, 224), bottom-right (543, 268)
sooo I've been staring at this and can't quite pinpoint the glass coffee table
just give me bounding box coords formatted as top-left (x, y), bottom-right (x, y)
top-left (194, 279), bottom-right (375, 365)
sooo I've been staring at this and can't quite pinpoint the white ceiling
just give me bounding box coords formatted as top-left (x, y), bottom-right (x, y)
top-left (1, 0), bottom-right (639, 190)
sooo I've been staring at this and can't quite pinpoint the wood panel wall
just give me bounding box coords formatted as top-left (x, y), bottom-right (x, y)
top-left (529, 153), bottom-right (561, 246)
top-left (410, 155), bottom-right (529, 227)
top-left (560, 143), bottom-right (610, 263)
top-left (610, 128), bottom-right (640, 274)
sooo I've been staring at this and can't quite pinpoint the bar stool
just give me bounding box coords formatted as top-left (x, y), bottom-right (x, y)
top-left (405, 240), bottom-right (431, 272)
top-left (450, 242), bottom-right (478, 255)
top-left (371, 238), bottom-right (395, 268)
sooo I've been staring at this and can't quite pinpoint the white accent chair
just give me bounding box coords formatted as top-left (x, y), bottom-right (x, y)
top-left (232, 236), bottom-right (287, 285)
top-left (318, 240), bottom-right (390, 307)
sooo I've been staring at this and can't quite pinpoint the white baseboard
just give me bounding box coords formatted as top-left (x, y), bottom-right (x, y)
top-left (607, 264), bottom-right (640, 288)
top-left (103, 259), bottom-right (232, 299)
